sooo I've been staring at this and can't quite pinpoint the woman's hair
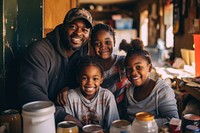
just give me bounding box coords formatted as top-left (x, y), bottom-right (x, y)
top-left (76, 55), bottom-right (104, 78)
top-left (91, 23), bottom-right (115, 45)
top-left (124, 39), bottom-right (152, 66)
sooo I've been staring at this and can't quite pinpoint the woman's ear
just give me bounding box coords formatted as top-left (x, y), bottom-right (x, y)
top-left (148, 64), bottom-right (153, 72)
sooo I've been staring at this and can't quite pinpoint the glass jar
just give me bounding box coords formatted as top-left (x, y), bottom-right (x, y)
top-left (0, 109), bottom-right (22, 133)
top-left (132, 112), bottom-right (158, 133)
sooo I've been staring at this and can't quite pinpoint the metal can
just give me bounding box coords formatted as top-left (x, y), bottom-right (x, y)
top-left (82, 124), bottom-right (104, 133)
top-left (181, 114), bottom-right (200, 133)
top-left (185, 125), bottom-right (200, 133)
top-left (57, 121), bottom-right (79, 133)
top-left (0, 109), bottom-right (22, 133)
top-left (110, 120), bottom-right (132, 133)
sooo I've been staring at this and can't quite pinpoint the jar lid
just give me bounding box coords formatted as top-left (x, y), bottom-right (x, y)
top-left (136, 112), bottom-right (154, 121)
top-left (1, 109), bottom-right (19, 115)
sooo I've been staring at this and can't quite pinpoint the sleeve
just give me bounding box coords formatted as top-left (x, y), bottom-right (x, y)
top-left (17, 42), bottom-right (68, 124)
top-left (64, 91), bottom-right (74, 115)
top-left (18, 43), bottom-right (51, 104)
top-left (156, 83), bottom-right (179, 126)
top-left (104, 91), bottom-right (120, 130)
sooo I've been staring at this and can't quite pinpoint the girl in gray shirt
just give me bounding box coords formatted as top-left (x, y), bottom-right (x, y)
top-left (64, 56), bottom-right (119, 131)
top-left (123, 41), bottom-right (179, 127)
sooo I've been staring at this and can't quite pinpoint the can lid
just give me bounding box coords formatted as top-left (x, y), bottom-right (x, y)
top-left (186, 125), bottom-right (200, 131)
top-left (82, 124), bottom-right (103, 132)
top-left (22, 101), bottom-right (55, 117)
top-left (136, 112), bottom-right (154, 121)
top-left (111, 119), bottom-right (130, 128)
top-left (183, 114), bottom-right (200, 121)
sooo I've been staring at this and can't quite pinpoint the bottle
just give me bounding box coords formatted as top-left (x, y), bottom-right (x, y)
top-left (132, 112), bottom-right (158, 133)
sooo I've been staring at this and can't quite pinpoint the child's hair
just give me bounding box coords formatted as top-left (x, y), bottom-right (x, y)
top-left (130, 38), bottom-right (144, 50)
top-left (91, 23), bottom-right (115, 45)
top-left (119, 38), bottom-right (144, 53)
top-left (76, 55), bottom-right (104, 78)
top-left (124, 39), bottom-right (152, 66)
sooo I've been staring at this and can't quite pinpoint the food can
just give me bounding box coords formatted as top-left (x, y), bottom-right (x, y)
top-left (0, 109), bottom-right (22, 133)
top-left (57, 121), bottom-right (79, 133)
top-left (185, 125), bottom-right (200, 133)
top-left (82, 124), bottom-right (104, 133)
top-left (181, 114), bottom-right (200, 133)
top-left (110, 119), bottom-right (132, 133)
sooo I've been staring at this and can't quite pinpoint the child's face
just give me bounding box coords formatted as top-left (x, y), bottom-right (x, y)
top-left (93, 30), bottom-right (114, 59)
top-left (79, 65), bottom-right (103, 100)
top-left (125, 55), bottom-right (152, 87)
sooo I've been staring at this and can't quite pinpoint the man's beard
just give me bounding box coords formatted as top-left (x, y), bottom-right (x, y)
top-left (66, 39), bottom-right (88, 51)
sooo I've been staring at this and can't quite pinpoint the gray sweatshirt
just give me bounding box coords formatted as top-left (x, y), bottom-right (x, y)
top-left (64, 87), bottom-right (120, 130)
top-left (125, 78), bottom-right (179, 127)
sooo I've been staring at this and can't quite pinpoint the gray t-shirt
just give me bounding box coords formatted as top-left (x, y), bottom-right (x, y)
top-left (64, 87), bottom-right (119, 130)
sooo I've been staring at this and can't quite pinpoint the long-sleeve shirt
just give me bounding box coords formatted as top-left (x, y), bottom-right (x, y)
top-left (125, 78), bottom-right (179, 126)
top-left (17, 24), bottom-right (88, 124)
top-left (64, 87), bottom-right (119, 130)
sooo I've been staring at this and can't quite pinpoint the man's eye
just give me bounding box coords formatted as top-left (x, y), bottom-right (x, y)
top-left (68, 25), bottom-right (77, 30)
top-left (82, 28), bottom-right (89, 33)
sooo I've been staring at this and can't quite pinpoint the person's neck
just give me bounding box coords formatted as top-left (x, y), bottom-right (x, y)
top-left (64, 48), bottom-right (76, 57)
top-left (135, 77), bottom-right (150, 91)
top-left (100, 54), bottom-right (116, 70)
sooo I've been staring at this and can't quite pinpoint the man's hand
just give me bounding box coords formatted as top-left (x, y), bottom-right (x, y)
top-left (57, 87), bottom-right (68, 106)
top-left (64, 114), bottom-right (83, 128)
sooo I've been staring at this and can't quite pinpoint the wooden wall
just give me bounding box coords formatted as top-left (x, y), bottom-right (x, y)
top-left (43, 0), bottom-right (77, 36)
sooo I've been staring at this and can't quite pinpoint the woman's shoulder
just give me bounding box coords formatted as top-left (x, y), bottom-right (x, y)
top-left (154, 78), bottom-right (174, 93)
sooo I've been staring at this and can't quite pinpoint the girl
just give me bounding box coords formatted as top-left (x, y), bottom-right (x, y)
top-left (64, 55), bottom-right (119, 130)
top-left (90, 23), bottom-right (129, 118)
top-left (124, 44), bottom-right (179, 127)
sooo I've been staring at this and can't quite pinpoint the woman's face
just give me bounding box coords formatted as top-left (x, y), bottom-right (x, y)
top-left (92, 30), bottom-right (114, 59)
top-left (125, 54), bottom-right (152, 86)
top-left (79, 65), bottom-right (103, 100)
top-left (65, 19), bottom-right (91, 50)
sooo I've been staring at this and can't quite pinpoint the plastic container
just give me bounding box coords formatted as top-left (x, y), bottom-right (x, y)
top-left (132, 112), bottom-right (158, 133)
top-left (115, 19), bottom-right (133, 29)
top-left (22, 101), bottom-right (56, 133)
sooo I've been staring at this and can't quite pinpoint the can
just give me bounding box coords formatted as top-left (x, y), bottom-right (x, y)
top-left (110, 120), bottom-right (132, 133)
top-left (181, 114), bottom-right (200, 133)
top-left (57, 121), bottom-right (79, 133)
top-left (0, 109), bottom-right (22, 133)
top-left (185, 125), bottom-right (200, 133)
top-left (82, 124), bottom-right (104, 133)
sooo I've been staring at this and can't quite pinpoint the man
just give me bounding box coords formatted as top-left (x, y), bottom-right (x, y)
top-left (17, 8), bottom-right (92, 126)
